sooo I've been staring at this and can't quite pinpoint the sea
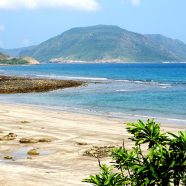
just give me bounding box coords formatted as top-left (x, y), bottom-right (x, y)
top-left (0, 63), bottom-right (186, 124)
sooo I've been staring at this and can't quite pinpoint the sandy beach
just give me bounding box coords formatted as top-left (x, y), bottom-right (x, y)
top-left (0, 103), bottom-right (185, 186)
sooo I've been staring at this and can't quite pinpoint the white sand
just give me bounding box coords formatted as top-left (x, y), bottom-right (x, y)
top-left (0, 103), bottom-right (185, 186)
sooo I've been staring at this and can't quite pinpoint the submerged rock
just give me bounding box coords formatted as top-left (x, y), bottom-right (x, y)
top-left (38, 138), bottom-right (52, 143)
top-left (20, 120), bottom-right (30, 124)
top-left (19, 137), bottom-right (52, 143)
top-left (83, 146), bottom-right (115, 158)
top-left (19, 138), bottom-right (38, 143)
top-left (76, 142), bottom-right (88, 146)
top-left (0, 133), bottom-right (17, 141)
top-left (27, 156), bottom-right (33, 159)
top-left (4, 155), bottom-right (13, 160)
top-left (27, 149), bottom-right (40, 156)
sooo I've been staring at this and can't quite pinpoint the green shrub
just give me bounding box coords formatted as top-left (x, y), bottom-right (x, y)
top-left (83, 119), bottom-right (186, 186)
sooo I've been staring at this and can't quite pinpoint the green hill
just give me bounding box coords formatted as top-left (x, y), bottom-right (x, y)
top-left (18, 25), bottom-right (186, 62)
top-left (0, 52), bottom-right (39, 65)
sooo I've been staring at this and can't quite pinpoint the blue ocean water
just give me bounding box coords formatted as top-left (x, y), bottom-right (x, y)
top-left (0, 63), bottom-right (186, 121)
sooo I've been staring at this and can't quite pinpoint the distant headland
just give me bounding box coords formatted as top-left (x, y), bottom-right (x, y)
top-left (0, 52), bottom-right (40, 65)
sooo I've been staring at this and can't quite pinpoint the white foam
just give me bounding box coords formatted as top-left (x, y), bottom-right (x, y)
top-left (36, 75), bottom-right (173, 88)
top-left (116, 89), bottom-right (130, 92)
top-left (36, 74), bottom-right (108, 81)
top-left (109, 111), bottom-right (186, 124)
top-left (116, 79), bottom-right (171, 87)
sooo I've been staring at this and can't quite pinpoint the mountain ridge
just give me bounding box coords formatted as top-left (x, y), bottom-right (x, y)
top-left (4, 25), bottom-right (186, 62)
top-left (0, 46), bottom-right (36, 57)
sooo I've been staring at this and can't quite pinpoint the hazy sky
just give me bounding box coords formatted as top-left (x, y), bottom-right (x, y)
top-left (0, 0), bottom-right (185, 48)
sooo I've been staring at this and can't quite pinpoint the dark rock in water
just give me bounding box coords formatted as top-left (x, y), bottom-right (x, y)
top-left (27, 149), bottom-right (40, 156)
top-left (20, 120), bottom-right (30, 124)
top-left (38, 137), bottom-right (52, 143)
top-left (19, 138), bottom-right (38, 143)
top-left (76, 142), bottom-right (88, 146)
top-left (4, 155), bottom-right (13, 160)
top-left (19, 137), bottom-right (52, 143)
top-left (0, 133), bottom-right (17, 141)
top-left (0, 75), bottom-right (84, 94)
top-left (83, 145), bottom-right (115, 158)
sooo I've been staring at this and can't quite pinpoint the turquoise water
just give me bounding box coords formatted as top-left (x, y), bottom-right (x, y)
top-left (0, 63), bottom-right (186, 121)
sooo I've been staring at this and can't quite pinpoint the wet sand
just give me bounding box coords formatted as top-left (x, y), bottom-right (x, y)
top-left (0, 103), bottom-right (185, 186)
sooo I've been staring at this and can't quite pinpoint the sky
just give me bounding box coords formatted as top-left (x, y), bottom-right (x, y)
top-left (0, 0), bottom-right (185, 49)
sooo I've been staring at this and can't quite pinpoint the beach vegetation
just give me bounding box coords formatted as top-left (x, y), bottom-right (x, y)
top-left (83, 119), bottom-right (186, 186)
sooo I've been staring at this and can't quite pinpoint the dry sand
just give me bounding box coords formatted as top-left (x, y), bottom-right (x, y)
top-left (0, 103), bottom-right (185, 186)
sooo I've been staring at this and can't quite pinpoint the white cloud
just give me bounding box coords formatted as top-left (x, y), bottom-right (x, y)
top-left (0, 0), bottom-right (100, 11)
top-left (131, 0), bottom-right (140, 6)
top-left (0, 25), bottom-right (5, 32)
top-left (22, 39), bottom-right (30, 46)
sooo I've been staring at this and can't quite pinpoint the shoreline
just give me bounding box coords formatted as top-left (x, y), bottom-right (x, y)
top-left (0, 74), bottom-right (185, 126)
top-left (1, 101), bottom-right (186, 126)
top-left (1, 62), bottom-right (186, 67)
top-left (0, 103), bottom-right (185, 186)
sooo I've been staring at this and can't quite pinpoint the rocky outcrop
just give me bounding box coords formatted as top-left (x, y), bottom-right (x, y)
top-left (21, 56), bottom-right (40, 65)
top-left (0, 75), bottom-right (84, 94)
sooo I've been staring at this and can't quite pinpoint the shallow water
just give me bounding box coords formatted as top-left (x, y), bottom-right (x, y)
top-left (2, 147), bottom-right (53, 161)
top-left (0, 63), bottom-right (186, 123)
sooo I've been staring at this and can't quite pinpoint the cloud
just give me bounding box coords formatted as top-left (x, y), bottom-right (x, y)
top-left (131, 0), bottom-right (140, 6)
top-left (22, 39), bottom-right (30, 46)
top-left (0, 25), bottom-right (5, 32)
top-left (0, 0), bottom-right (100, 11)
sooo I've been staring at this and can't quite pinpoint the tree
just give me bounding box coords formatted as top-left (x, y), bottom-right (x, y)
top-left (83, 119), bottom-right (186, 186)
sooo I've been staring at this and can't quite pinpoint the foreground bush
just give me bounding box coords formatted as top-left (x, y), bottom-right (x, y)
top-left (83, 119), bottom-right (186, 186)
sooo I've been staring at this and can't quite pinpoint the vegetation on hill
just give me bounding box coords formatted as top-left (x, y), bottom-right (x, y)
top-left (83, 119), bottom-right (186, 186)
top-left (0, 52), bottom-right (39, 65)
top-left (20, 25), bottom-right (186, 62)
top-left (0, 58), bottom-right (28, 65)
